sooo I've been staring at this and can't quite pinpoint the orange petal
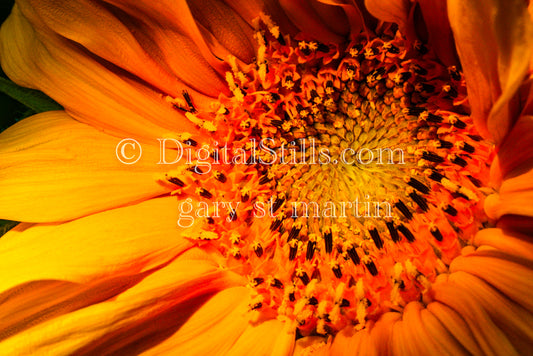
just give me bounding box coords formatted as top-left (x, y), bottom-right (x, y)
top-left (485, 168), bottom-right (533, 220)
top-left (449, 251), bottom-right (533, 312)
top-left (17, 0), bottom-right (214, 98)
top-left (0, 195), bottom-right (197, 291)
top-left (0, 111), bottom-right (176, 222)
top-left (426, 302), bottom-right (482, 355)
top-left (279, 0), bottom-right (345, 43)
top-left (0, 6), bottom-right (206, 141)
top-left (369, 312), bottom-right (400, 355)
top-left (364, 0), bottom-right (411, 33)
top-left (140, 287), bottom-right (251, 355)
top-left (474, 228), bottom-right (533, 262)
top-left (416, 0), bottom-right (458, 66)
top-left (490, 115), bottom-right (533, 181)
top-left (448, 271), bottom-right (533, 354)
top-left (447, 0), bottom-right (533, 144)
top-left (186, 0), bottom-right (256, 63)
top-left (316, 0), bottom-right (365, 37)
top-left (432, 275), bottom-right (519, 355)
top-left (224, 0), bottom-right (300, 36)
top-left (331, 323), bottom-right (378, 355)
top-left (102, 0), bottom-right (250, 75)
top-left (20, 0), bottom-right (231, 98)
top-left (0, 259), bottom-right (243, 354)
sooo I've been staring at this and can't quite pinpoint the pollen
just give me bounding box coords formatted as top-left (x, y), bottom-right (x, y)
top-left (162, 20), bottom-right (494, 336)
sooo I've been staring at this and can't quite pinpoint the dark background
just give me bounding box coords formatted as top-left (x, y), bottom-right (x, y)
top-left (0, 0), bottom-right (23, 132)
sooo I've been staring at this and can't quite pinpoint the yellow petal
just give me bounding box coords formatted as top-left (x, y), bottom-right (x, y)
top-left (294, 336), bottom-right (329, 355)
top-left (228, 319), bottom-right (296, 356)
top-left (447, 0), bottom-right (533, 143)
top-left (331, 324), bottom-right (377, 356)
top-left (0, 196), bottom-right (196, 291)
top-left (0, 6), bottom-right (206, 141)
top-left (140, 287), bottom-right (251, 355)
top-left (0, 111), bottom-right (174, 222)
top-left (0, 258), bottom-right (243, 355)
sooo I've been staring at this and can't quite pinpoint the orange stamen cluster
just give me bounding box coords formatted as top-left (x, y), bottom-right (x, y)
top-left (161, 19), bottom-right (493, 336)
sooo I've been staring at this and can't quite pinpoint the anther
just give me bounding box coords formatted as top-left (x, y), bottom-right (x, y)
top-left (289, 239), bottom-right (299, 261)
top-left (438, 140), bottom-right (453, 149)
top-left (214, 171), bottom-right (227, 183)
top-left (196, 187), bottom-right (213, 199)
top-left (397, 224), bottom-right (416, 242)
top-left (406, 177), bottom-right (430, 194)
top-left (430, 225), bottom-right (443, 242)
top-left (422, 151), bottom-right (445, 164)
top-left (395, 200), bottom-right (413, 220)
top-left (306, 240), bottom-right (316, 260)
top-left (271, 278), bottom-right (284, 289)
top-left (369, 228), bottom-right (384, 249)
top-left (386, 221), bottom-right (400, 242)
top-left (253, 242), bottom-right (264, 257)
top-left (296, 269), bottom-right (310, 285)
top-left (324, 228), bottom-right (333, 253)
top-left (167, 176), bottom-right (185, 187)
top-left (409, 191), bottom-right (429, 212)
top-left (427, 170), bottom-right (444, 182)
top-left (346, 245), bottom-right (360, 265)
top-left (365, 260), bottom-right (379, 276)
top-left (450, 154), bottom-right (468, 167)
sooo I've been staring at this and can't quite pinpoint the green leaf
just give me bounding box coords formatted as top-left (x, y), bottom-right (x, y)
top-left (0, 220), bottom-right (17, 237)
top-left (0, 77), bottom-right (62, 113)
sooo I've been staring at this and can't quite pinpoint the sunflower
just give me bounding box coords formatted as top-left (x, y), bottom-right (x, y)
top-left (1, 0), bottom-right (533, 354)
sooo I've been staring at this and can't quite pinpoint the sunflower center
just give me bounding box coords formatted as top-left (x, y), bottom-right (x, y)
top-left (161, 17), bottom-right (493, 336)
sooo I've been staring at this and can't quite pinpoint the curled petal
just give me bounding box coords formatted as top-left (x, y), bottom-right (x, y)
top-left (0, 260), bottom-right (243, 355)
top-left (416, 0), bottom-right (458, 66)
top-left (449, 252), bottom-right (533, 312)
top-left (186, 0), bottom-right (256, 63)
top-left (0, 112), bottom-right (175, 222)
top-left (16, 0), bottom-right (207, 98)
top-left (448, 0), bottom-right (533, 143)
top-left (139, 287), bottom-right (251, 355)
top-left (0, 6), bottom-right (206, 141)
top-left (489, 115), bottom-right (533, 185)
top-left (474, 228), bottom-right (533, 262)
top-left (279, 0), bottom-right (345, 43)
top-left (224, 0), bottom-right (300, 35)
top-left (364, 0), bottom-right (411, 35)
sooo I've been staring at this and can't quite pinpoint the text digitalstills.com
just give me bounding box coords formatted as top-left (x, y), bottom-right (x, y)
top-left (116, 137), bottom-right (405, 170)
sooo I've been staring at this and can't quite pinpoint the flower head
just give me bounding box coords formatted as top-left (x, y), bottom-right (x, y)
top-left (0, 0), bottom-right (533, 354)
